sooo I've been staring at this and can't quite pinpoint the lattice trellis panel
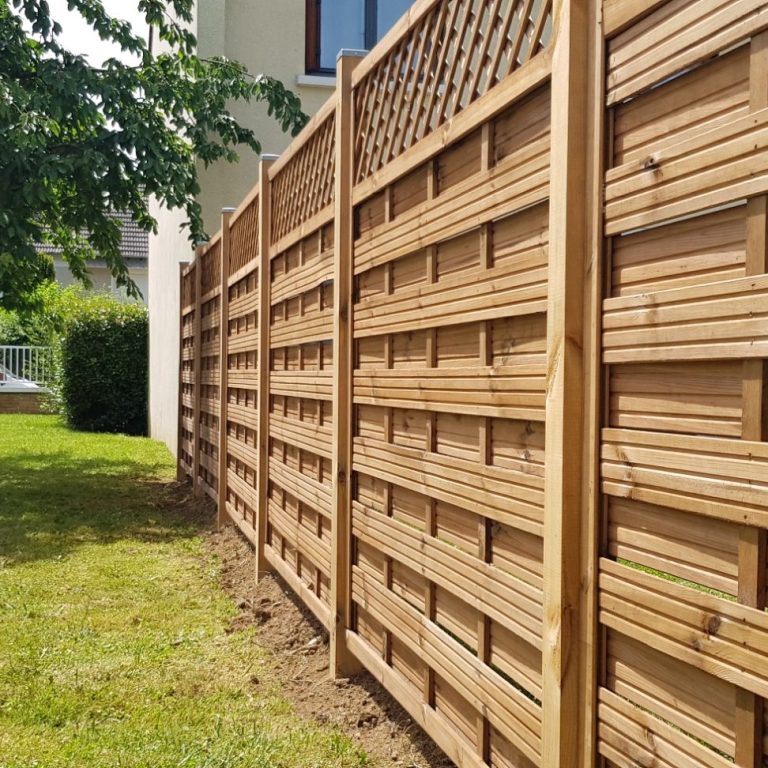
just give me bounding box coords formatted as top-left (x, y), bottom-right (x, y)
top-left (266, 212), bottom-right (336, 626)
top-left (270, 112), bottom-right (336, 246)
top-left (350, 83), bottom-right (551, 767)
top-left (197, 238), bottom-right (222, 500)
top-left (598, 4), bottom-right (768, 767)
top-left (229, 197), bottom-right (259, 275)
top-left (179, 265), bottom-right (196, 479)
top-left (353, 0), bottom-right (552, 183)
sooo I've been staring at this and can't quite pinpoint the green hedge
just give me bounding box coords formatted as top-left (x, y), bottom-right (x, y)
top-left (59, 303), bottom-right (148, 435)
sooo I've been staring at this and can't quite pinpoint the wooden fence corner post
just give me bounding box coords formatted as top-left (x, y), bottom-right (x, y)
top-left (217, 208), bottom-right (235, 528)
top-left (541, 0), bottom-right (596, 765)
top-left (192, 244), bottom-right (205, 498)
top-left (331, 48), bottom-right (366, 679)
top-left (256, 153), bottom-right (279, 583)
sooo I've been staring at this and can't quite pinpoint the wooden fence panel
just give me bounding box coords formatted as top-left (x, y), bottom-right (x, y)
top-left (264, 106), bottom-right (337, 628)
top-left (175, 1), bottom-right (768, 765)
top-left (597, 4), bottom-right (768, 767)
top-left (194, 237), bottom-right (222, 501)
top-left (347, 2), bottom-right (553, 758)
top-left (221, 197), bottom-right (260, 542)
top-left (178, 263), bottom-right (196, 480)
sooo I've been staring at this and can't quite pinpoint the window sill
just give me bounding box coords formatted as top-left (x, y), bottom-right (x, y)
top-left (296, 74), bottom-right (337, 89)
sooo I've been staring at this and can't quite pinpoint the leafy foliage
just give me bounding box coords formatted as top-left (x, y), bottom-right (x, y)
top-left (58, 299), bottom-right (149, 434)
top-left (0, 0), bottom-right (308, 306)
top-left (0, 307), bottom-right (28, 345)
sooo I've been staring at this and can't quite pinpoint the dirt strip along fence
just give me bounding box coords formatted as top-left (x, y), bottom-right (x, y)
top-left (177, 0), bottom-right (768, 765)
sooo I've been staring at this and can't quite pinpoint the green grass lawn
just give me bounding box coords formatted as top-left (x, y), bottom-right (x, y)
top-left (0, 416), bottom-right (368, 768)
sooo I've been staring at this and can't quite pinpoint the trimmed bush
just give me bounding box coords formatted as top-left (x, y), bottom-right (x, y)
top-left (59, 302), bottom-right (148, 435)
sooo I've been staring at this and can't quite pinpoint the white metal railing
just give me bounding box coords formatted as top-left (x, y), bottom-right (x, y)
top-left (0, 346), bottom-right (52, 390)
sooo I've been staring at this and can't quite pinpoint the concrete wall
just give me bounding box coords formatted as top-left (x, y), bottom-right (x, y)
top-left (149, 0), bottom-right (336, 454)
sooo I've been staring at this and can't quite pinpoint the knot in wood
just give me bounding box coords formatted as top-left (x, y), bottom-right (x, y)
top-left (643, 156), bottom-right (660, 171)
top-left (705, 614), bottom-right (721, 637)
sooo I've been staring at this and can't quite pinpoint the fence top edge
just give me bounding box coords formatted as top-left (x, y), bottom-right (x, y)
top-left (230, 185), bottom-right (260, 228)
top-left (350, 0), bottom-right (441, 89)
top-left (268, 93), bottom-right (337, 182)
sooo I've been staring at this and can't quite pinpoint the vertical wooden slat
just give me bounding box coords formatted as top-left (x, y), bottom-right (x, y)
top-left (192, 246), bottom-right (204, 497)
top-left (542, 0), bottom-right (593, 765)
top-left (217, 209), bottom-right (235, 527)
top-left (580, 0), bottom-right (605, 765)
top-left (257, 155), bottom-right (278, 582)
top-left (735, 30), bottom-right (768, 768)
top-left (331, 49), bottom-right (367, 678)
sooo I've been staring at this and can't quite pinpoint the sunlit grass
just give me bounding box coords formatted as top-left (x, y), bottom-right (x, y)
top-left (0, 416), bottom-right (368, 768)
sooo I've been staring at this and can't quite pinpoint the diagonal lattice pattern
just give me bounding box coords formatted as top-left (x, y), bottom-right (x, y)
top-left (353, 0), bottom-right (552, 183)
top-left (271, 113), bottom-right (336, 245)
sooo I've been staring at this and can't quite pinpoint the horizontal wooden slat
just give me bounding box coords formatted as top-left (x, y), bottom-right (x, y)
top-left (352, 504), bottom-right (543, 650)
top-left (269, 412), bottom-right (332, 459)
top-left (227, 434), bottom-right (259, 469)
top-left (606, 0), bottom-right (767, 105)
top-left (605, 108), bottom-right (768, 234)
top-left (600, 559), bottom-right (768, 698)
top-left (268, 457), bottom-right (332, 518)
top-left (271, 251), bottom-right (334, 306)
top-left (224, 499), bottom-right (257, 546)
top-left (226, 402), bottom-right (257, 428)
top-left (353, 436), bottom-right (544, 536)
top-left (598, 687), bottom-right (732, 768)
top-left (268, 500), bottom-right (331, 575)
top-left (354, 259), bottom-right (548, 338)
top-left (270, 312), bottom-right (333, 348)
top-left (354, 364), bottom-right (545, 420)
top-left (270, 370), bottom-right (333, 401)
top-left (354, 136), bottom-right (549, 274)
top-left (228, 291), bottom-right (258, 318)
top-left (264, 543), bottom-right (332, 629)
top-left (602, 428), bottom-right (768, 527)
top-left (602, 274), bottom-right (768, 362)
top-left (227, 369), bottom-right (259, 389)
top-left (226, 469), bottom-right (257, 511)
top-left (351, 567), bottom-right (542, 764)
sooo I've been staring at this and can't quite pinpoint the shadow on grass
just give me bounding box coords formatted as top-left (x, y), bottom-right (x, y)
top-left (0, 450), bottom-right (205, 567)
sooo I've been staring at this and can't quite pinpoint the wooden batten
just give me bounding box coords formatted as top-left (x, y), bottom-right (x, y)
top-left (217, 210), bottom-right (234, 527)
top-left (257, 155), bottom-right (277, 581)
top-left (331, 50), bottom-right (366, 678)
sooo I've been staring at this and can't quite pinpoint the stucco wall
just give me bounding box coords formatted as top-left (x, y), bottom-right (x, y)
top-left (148, 201), bottom-right (192, 451)
top-left (148, 0), bottom-right (341, 453)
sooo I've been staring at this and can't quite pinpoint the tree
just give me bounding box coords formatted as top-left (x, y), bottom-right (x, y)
top-left (0, 0), bottom-right (308, 306)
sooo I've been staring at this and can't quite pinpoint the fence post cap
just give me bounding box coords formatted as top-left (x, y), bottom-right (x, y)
top-left (260, 153), bottom-right (280, 161)
top-left (221, 207), bottom-right (237, 214)
top-left (337, 48), bottom-right (368, 60)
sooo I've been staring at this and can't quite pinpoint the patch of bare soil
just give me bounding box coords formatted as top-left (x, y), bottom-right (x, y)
top-left (163, 485), bottom-right (453, 767)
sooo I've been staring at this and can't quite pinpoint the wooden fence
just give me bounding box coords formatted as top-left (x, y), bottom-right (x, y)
top-left (176, 0), bottom-right (768, 765)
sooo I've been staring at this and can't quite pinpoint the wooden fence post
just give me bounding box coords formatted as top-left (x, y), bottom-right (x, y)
top-left (256, 154), bottom-right (278, 581)
top-left (218, 208), bottom-right (235, 527)
top-left (176, 261), bottom-right (189, 482)
top-left (330, 48), bottom-right (366, 678)
top-left (541, 0), bottom-right (596, 765)
top-left (735, 29), bottom-right (768, 768)
top-left (192, 244), bottom-right (205, 497)
top-left (578, 0), bottom-right (606, 764)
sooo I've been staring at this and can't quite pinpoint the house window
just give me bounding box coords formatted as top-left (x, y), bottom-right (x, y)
top-left (306, 0), bottom-right (413, 73)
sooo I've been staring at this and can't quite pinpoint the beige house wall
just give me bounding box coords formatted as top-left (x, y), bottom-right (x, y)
top-left (149, 0), bottom-right (336, 453)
